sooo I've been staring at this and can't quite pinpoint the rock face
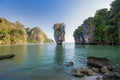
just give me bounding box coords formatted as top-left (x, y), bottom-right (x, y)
top-left (87, 57), bottom-right (112, 70)
top-left (53, 23), bottom-right (65, 45)
top-left (73, 17), bottom-right (95, 44)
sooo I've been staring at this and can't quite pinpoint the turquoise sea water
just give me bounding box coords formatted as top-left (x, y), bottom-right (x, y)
top-left (0, 43), bottom-right (120, 80)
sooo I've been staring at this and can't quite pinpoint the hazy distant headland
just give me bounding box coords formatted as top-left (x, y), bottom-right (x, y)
top-left (0, 18), bottom-right (54, 45)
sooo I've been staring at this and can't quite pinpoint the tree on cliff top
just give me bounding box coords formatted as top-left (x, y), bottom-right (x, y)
top-left (54, 23), bottom-right (65, 30)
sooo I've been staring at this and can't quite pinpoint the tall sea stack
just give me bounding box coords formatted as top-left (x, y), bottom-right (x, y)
top-left (53, 23), bottom-right (65, 45)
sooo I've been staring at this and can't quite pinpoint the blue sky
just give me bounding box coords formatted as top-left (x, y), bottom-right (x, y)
top-left (0, 0), bottom-right (114, 42)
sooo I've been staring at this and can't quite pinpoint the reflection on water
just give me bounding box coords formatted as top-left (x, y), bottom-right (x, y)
top-left (54, 45), bottom-right (65, 65)
top-left (74, 45), bottom-right (88, 67)
top-left (0, 44), bottom-right (120, 80)
top-left (12, 45), bottom-right (27, 64)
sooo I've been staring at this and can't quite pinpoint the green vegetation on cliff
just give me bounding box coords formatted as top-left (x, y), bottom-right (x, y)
top-left (0, 18), bottom-right (27, 44)
top-left (73, 0), bottom-right (120, 45)
top-left (0, 18), bottom-right (53, 45)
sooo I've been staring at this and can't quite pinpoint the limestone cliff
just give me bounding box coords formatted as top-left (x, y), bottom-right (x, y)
top-left (74, 0), bottom-right (120, 45)
top-left (0, 18), bottom-right (53, 45)
top-left (73, 17), bottom-right (95, 44)
top-left (26, 27), bottom-right (54, 43)
top-left (0, 18), bottom-right (27, 44)
top-left (53, 23), bottom-right (65, 45)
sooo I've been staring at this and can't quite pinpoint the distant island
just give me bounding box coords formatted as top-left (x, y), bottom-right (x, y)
top-left (0, 18), bottom-right (54, 45)
top-left (73, 0), bottom-right (120, 45)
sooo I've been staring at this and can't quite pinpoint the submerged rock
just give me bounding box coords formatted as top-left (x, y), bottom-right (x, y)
top-left (103, 72), bottom-right (120, 80)
top-left (0, 54), bottom-right (15, 60)
top-left (87, 57), bottom-right (112, 70)
top-left (66, 61), bottom-right (74, 67)
top-left (96, 77), bottom-right (102, 80)
top-left (53, 23), bottom-right (65, 45)
top-left (103, 66), bottom-right (120, 80)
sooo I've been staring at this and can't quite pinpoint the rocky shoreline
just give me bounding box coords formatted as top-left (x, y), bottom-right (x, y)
top-left (66, 57), bottom-right (120, 80)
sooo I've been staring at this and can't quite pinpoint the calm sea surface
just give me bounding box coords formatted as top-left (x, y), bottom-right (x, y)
top-left (0, 43), bottom-right (120, 80)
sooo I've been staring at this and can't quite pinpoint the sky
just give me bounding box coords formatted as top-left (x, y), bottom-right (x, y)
top-left (0, 0), bottom-right (114, 42)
